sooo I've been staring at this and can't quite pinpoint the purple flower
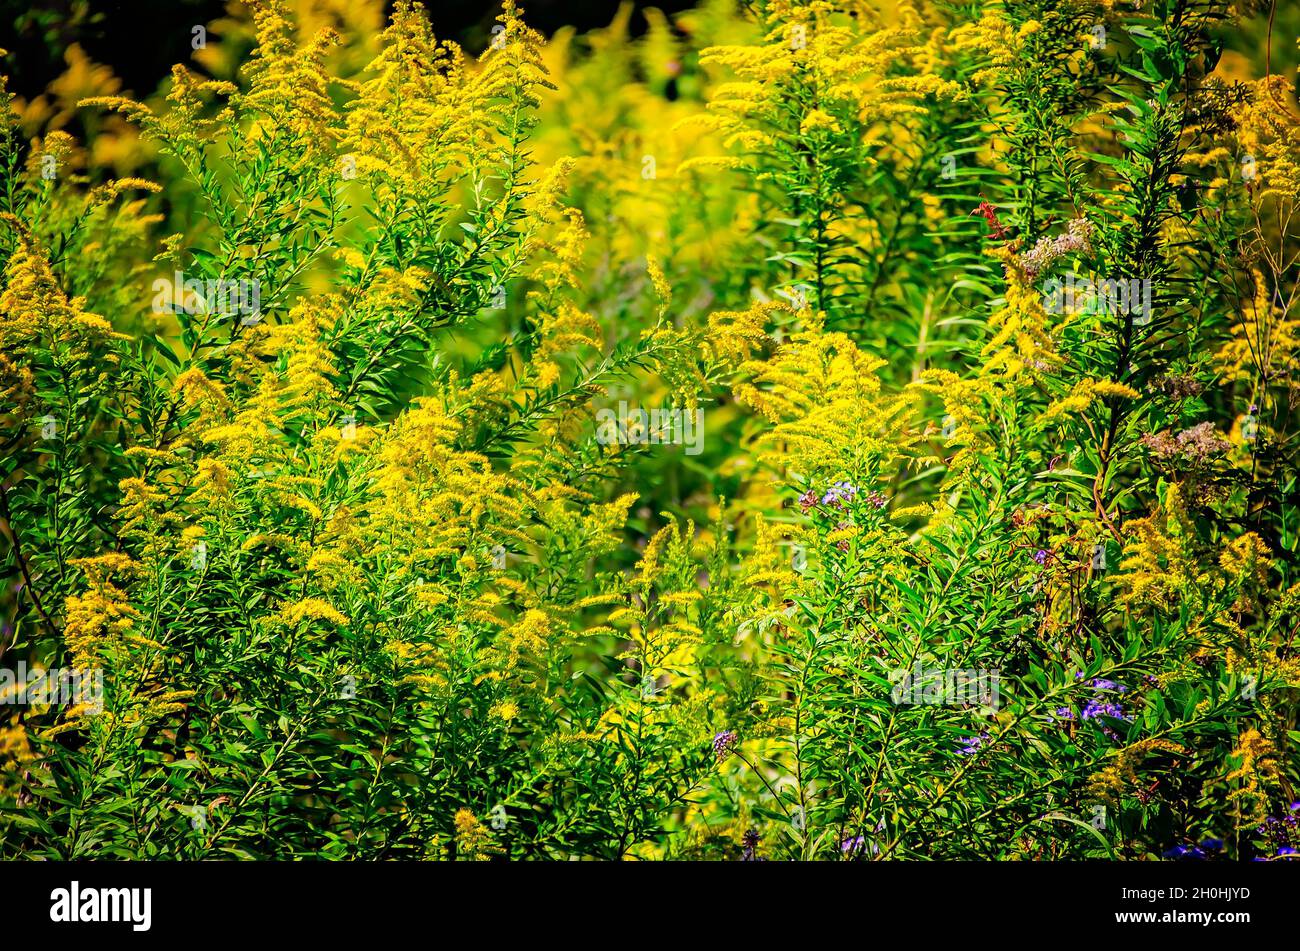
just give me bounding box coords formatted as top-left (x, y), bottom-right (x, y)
top-left (821, 481), bottom-right (858, 507)
top-left (1033, 549), bottom-right (1049, 565)
top-left (1081, 698), bottom-right (1128, 721)
top-left (957, 730), bottom-right (990, 755)
top-left (741, 828), bottom-right (760, 861)
top-left (1277, 846), bottom-right (1297, 856)
top-left (841, 835), bottom-right (866, 854)
top-left (1089, 679), bottom-right (1127, 693)
top-left (713, 730), bottom-right (738, 760)
top-left (1053, 706), bottom-right (1075, 720)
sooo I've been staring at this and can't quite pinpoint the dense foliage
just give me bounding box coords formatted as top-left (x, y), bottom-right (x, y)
top-left (2, 0), bottom-right (1299, 861)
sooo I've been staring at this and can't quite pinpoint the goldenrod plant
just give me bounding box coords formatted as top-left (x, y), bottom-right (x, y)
top-left (1, 0), bottom-right (1298, 861)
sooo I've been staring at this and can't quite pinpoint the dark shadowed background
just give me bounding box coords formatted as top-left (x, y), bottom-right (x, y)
top-left (2, 0), bottom-right (699, 98)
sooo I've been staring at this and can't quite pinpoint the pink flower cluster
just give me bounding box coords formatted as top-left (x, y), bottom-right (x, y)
top-left (1019, 218), bottom-right (1094, 279)
top-left (1140, 421), bottom-right (1231, 464)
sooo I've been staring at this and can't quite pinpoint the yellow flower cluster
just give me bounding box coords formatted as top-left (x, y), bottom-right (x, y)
top-left (1115, 483), bottom-right (1208, 613)
top-left (452, 807), bottom-right (502, 860)
top-left (1237, 75), bottom-right (1300, 202)
top-left (1216, 268), bottom-right (1300, 385)
top-left (1225, 728), bottom-right (1282, 826)
top-left (1087, 738), bottom-right (1185, 806)
top-left (62, 553), bottom-right (141, 669)
top-left (691, 0), bottom-right (959, 165)
top-left (733, 324), bottom-right (918, 483)
top-left (0, 221), bottom-right (120, 357)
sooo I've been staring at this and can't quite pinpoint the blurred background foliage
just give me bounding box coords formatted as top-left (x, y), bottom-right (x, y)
top-left (2, 0), bottom-right (1300, 860)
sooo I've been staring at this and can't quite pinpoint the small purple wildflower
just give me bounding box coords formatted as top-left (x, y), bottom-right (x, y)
top-left (1089, 679), bottom-right (1127, 693)
top-left (1057, 675), bottom-right (1132, 730)
top-left (1081, 698), bottom-right (1129, 721)
top-left (841, 835), bottom-right (867, 855)
top-left (821, 481), bottom-right (858, 507)
top-left (1033, 549), bottom-right (1049, 565)
top-left (713, 730), bottom-right (738, 761)
top-left (957, 730), bottom-right (990, 755)
top-left (741, 828), bottom-right (761, 861)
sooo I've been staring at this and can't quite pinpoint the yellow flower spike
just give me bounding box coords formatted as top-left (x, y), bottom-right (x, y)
top-left (453, 808), bottom-right (503, 860)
